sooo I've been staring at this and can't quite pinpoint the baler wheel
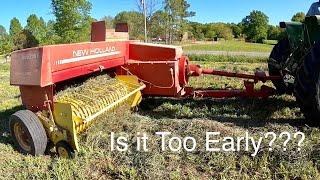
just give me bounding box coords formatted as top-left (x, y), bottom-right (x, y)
top-left (295, 42), bottom-right (320, 125)
top-left (9, 110), bottom-right (47, 156)
top-left (268, 38), bottom-right (293, 94)
top-left (56, 141), bottom-right (75, 159)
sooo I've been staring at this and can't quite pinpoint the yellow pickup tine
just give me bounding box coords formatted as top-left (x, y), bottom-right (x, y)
top-left (55, 75), bottom-right (145, 140)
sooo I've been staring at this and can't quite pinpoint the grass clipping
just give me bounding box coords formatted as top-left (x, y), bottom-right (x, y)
top-left (56, 75), bottom-right (129, 120)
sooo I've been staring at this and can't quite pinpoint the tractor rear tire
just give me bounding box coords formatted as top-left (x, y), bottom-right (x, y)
top-left (294, 42), bottom-right (320, 124)
top-left (268, 38), bottom-right (293, 94)
top-left (9, 110), bottom-right (48, 156)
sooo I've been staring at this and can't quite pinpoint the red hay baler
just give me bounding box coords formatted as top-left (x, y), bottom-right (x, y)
top-left (9, 21), bottom-right (279, 157)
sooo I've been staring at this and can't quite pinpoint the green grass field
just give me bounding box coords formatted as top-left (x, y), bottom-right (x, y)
top-left (0, 57), bottom-right (319, 179)
top-left (188, 54), bottom-right (268, 63)
top-left (183, 41), bottom-right (274, 52)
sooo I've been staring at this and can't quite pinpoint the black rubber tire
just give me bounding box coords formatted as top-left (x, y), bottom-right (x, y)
top-left (56, 141), bottom-right (75, 159)
top-left (268, 38), bottom-right (293, 94)
top-left (9, 110), bottom-right (48, 156)
top-left (294, 42), bottom-right (320, 124)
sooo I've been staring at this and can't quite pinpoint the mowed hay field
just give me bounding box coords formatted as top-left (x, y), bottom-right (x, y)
top-left (183, 41), bottom-right (274, 53)
top-left (0, 56), bottom-right (319, 179)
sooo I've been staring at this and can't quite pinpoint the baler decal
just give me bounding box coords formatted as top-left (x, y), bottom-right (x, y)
top-left (56, 51), bottom-right (121, 65)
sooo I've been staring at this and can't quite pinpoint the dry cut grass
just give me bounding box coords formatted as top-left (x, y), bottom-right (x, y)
top-left (0, 59), bottom-right (319, 179)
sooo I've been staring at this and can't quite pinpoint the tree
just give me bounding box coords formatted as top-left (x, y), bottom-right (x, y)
top-left (9, 18), bottom-right (24, 50)
top-left (136, 0), bottom-right (161, 18)
top-left (267, 25), bottom-right (285, 40)
top-left (9, 18), bottom-right (23, 38)
top-left (44, 20), bottom-right (60, 45)
top-left (114, 11), bottom-right (145, 40)
top-left (51, 0), bottom-right (93, 43)
top-left (202, 24), bottom-right (215, 39)
top-left (0, 36), bottom-right (14, 55)
top-left (188, 21), bottom-right (205, 40)
top-left (11, 31), bottom-right (27, 50)
top-left (150, 10), bottom-right (169, 40)
top-left (0, 25), bottom-right (7, 38)
top-left (229, 23), bottom-right (242, 39)
top-left (242, 10), bottom-right (269, 42)
top-left (136, 0), bottom-right (162, 40)
top-left (211, 23), bottom-right (233, 40)
top-left (21, 29), bottom-right (39, 48)
top-left (292, 12), bottom-right (305, 23)
top-left (200, 23), bottom-right (234, 41)
top-left (101, 16), bottom-right (114, 29)
top-left (164, 0), bottom-right (195, 43)
top-left (25, 14), bottom-right (47, 46)
top-left (0, 26), bottom-right (12, 55)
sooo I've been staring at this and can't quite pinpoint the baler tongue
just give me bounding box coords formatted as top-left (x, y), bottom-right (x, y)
top-left (53, 75), bottom-right (145, 151)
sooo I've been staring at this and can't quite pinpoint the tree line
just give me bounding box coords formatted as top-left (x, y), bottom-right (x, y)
top-left (0, 0), bottom-right (306, 55)
top-left (0, 0), bottom-right (93, 55)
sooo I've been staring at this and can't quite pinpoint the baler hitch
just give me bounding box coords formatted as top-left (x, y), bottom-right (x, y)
top-left (185, 64), bottom-right (281, 98)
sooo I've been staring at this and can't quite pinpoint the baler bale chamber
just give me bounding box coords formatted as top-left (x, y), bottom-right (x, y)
top-left (9, 23), bottom-right (148, 157)
top-left (9, 21), bottom-right (279, 158)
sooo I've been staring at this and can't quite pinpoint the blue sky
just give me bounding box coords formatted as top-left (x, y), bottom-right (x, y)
top-left (0, 0), bottom-right (315, 31)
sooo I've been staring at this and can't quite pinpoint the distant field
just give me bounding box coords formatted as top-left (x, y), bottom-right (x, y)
top-left (183, 40), bottom-right (274, 53)
top-left (188, 54), bottom-right (268, 63)
top-left (0, 57), bottom-right (319, 179)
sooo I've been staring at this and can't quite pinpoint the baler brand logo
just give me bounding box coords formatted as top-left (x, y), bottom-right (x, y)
top-left (73, 47), bottom-right (117, 58)
top-left (55, 46), bottom-right (120, 65)
top-left (21, 53), bottom-right (39, 61)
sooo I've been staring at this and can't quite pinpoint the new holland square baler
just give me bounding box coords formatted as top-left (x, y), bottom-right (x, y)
top-left (9, 21), bottom-right (280, 158)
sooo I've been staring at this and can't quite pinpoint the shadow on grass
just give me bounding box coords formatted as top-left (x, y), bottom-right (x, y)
top-left (138, 96), bottom-right (305, 128)
top-left (0, 105), bottom-right (23, 145)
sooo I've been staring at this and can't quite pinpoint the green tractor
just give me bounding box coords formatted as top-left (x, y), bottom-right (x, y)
top-left (268, 13), bottom-right (320, 123)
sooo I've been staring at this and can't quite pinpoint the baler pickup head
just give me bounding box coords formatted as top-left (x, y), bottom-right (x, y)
top-left (52, 75), bottom-right (145, 153)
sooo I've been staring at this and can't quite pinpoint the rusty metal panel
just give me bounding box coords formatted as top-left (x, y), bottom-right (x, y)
top-left (129, 42), bottom-right (183, 61)
top-left (91, 21), bottom-right (106, 42)
top-left (20, 85), bottom-right (54, 112)
top-left (10, 48), bottom-right (44, 86)
top-left (91, 21), bottom-right (129, 42)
